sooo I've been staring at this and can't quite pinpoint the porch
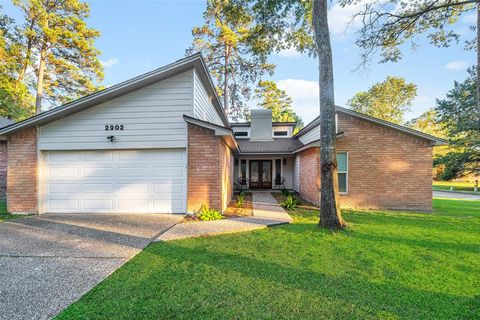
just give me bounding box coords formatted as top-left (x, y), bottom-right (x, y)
top-left (233, 155), bottom-right (296, 191)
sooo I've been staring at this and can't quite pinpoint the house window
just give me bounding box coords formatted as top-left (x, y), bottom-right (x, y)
top-left (234, 131), bottom-right (248, 137)
top-left (241, 159), bottom-right (247, 178)
top-left (273, 130), bottom-right (288, 137)
top-left (337, 152), bottom-right (348, 193)
top-left (275, 159), bottom-right (281, 183)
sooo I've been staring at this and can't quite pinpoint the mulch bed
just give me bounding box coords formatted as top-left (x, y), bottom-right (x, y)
top-left (271, 191), bottom-right (319, 210)
top-left (223, 192), bottom-right (253, 217)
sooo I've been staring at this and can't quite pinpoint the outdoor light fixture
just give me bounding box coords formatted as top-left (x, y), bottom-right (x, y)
top-left (107, 135), bottom-right (115, 142)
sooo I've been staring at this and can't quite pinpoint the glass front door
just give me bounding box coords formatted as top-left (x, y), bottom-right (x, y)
top-left (249, 160), bottom-right (272, 189)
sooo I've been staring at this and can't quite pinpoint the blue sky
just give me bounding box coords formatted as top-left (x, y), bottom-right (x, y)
top-left (3, 0), bottom-right (476, 124)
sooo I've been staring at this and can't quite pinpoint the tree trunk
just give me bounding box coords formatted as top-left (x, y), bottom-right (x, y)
top-left (35, 47), bottom-right (46, 114)
top-left (224, 46), bottom-right (229, 113)
top-left (477, 2), bottom-right (480, 116)
top-left (312, 0), bottom-right (346, 230)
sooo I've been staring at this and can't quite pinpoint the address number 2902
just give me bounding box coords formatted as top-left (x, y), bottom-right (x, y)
top-left (105, 124), bottom-right (124, 131)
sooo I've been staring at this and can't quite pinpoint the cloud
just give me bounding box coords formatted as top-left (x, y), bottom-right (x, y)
top-left (100, 58), bottom-right (119, 68)
top-left (276, 47), bottom-right (302, 58)
top-left (328, 0), bottom-right (379, 40)
top-left (462, 12), bottom-right (476, 24)
top-left (277, 79), bottom-right (320, 123)
top-left (445, 60), bottom-right (468, 71)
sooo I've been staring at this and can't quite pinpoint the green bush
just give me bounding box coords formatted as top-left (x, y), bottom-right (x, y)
top-left (196, 205), bottom-right (223, 221)
top-left (280, 195), bottom-right (298, 211)
top-left (236, 193), bottom-right (245, 208)
top-left (281, 188), bottom-right (290, 197)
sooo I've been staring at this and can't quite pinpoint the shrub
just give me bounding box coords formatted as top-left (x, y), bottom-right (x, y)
top-left (236, 193), bottom-right (245, 208)
top-left (196, 205), bottom-right (223, 221)
top-left (280, 195), bottom-right (298, 211)
top-left (281, 188), bottom-right (290, 197)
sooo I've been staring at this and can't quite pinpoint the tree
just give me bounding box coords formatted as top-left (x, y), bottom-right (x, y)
top-left (187, 0), bottom-right (275, 121)
top-left (241, 0), bottom-right (346, 229)
top-left (12, 0), bottom-right (104, 113)
top-left (347, 76), bottom-right (417, 124)
top-left (255, 80), bottom-right (304, 128)
top-left (342, 0), bottom-right (480, 114)
top-left (0, 10), bottom-right (34, 120)
top-left (434, 67), bottom-right (480, 179)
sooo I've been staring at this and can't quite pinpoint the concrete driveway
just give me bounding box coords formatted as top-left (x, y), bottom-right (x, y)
top-left (433, 190), bottom-right (480, 200)
top-left (0, 214), bottom-right (182, 320)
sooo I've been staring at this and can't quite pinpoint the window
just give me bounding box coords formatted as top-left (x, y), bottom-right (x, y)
top-left (240, 159), bottom-right (247, 178)
top-left (337, 152), bottom-right (348, 193)
top-left (234, 131), bottom-right (248, 137)
top-left (273, 130), bottom-right (288, 137)
top-left (275, 159), bottom-right (281, 183)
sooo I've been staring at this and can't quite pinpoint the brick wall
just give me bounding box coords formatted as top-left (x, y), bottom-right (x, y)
top-left (7, 127), bottom-right (38, 213)
top-left (187, 124), bottom-right (232, 213)
top-left (299, 148), bottom-right (320, 205)
top-left (298, 112), bottom-right (433, 211)
top-left (0, 141), bottom-right (7, 200)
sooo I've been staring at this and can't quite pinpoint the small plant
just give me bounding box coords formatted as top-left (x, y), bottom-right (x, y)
top-left (236, 193), bottom-right (245, 208)
top-left (281, 188), bottom-right (290, 197)
top-left (280, 195), bottom-right (298, 211)
top-left (196, 205), bottom-right (223, 221)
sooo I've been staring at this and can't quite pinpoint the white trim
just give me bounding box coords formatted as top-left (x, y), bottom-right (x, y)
top-left (337, 151), bottom-right (348, 194)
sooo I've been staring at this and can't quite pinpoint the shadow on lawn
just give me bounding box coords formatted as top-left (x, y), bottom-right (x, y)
top-left (144, 241), bottom-right (479, 319)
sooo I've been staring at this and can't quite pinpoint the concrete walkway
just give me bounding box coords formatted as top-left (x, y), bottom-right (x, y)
top-left (433, 190), bottom-right (480, 200)
top-left (0, 214), bottom-right (182, 320)
top-left (157, 192), bottom-right (292, 241)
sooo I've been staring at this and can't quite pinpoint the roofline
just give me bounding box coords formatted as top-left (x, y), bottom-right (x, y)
top-left (0, 53), bottom-right (229, 136)
top-left (231, 122), bottom-right (297, 127)
top-left (294, 106), bottom-right (448, 146)
top-left (183, 115), bottom-right (239, 152)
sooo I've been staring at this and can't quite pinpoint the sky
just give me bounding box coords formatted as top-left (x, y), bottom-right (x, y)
top-left (2, 0), bottom-right (477, 124)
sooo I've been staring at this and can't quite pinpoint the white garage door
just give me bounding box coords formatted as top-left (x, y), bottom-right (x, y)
top-left (43, 149), bottom-right (186, 214)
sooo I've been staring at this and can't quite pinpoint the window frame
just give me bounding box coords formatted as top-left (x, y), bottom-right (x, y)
top-left (337, 151), bottom-right (348, 194)
top-left (234, 131), bottom-right (249, 139)
top-left (273, 130), bottom-right (289, 137)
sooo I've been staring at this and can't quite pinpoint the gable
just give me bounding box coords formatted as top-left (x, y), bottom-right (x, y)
top-left (193, 69), bottom-right (223, 126)
top-left (38, 70), bottom-right (193, 150)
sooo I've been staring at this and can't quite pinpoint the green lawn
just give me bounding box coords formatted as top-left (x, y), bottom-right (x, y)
top-left (57, 198), bottom-right (480, 320)
top-left (433, 180), bottom-right (478, 192)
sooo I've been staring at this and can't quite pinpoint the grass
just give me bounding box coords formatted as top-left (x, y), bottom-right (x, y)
top-left (56, 198), bottom-right (480, 320)
top-left (0, 200), bottom-right (22, 223)
top-left (433, 180), bottom-right (478, 192)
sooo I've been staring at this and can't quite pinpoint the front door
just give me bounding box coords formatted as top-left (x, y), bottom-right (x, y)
top-left (249, 160), bottom-right (272, 189)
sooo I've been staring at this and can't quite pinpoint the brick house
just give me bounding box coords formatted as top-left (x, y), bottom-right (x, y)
top-left (0, 54), bottom-right (445, 215)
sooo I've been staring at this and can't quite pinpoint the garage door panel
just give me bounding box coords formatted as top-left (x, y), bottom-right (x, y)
top-left (43, 149), bottom-right (186, 214)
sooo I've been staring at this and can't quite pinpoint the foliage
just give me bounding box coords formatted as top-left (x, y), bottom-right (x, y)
top-left (56, 198), bottom-right (480, 319)
top-left (281, 188), bottom-right (290, 197)
top-left (348, 76), bottom-right (417, 124)
top-left (236, 193), bottom-right (245, 208)
top-left (0, 10), bottom-right (34, 120)
top-left (341, 0), bottom-right (477, 65)
top-left (5, 0), bottom-right (104, 112)
top-left (280, 195), bottom-right (298, 211)
top-left (434, 68), bottom-right (480, 179)
top-left (196, 205), bottom-right (223, 221)
top-left (255, 80), bottom-right (304, 128)
top-left (187, 0), bottom-right (275, 120)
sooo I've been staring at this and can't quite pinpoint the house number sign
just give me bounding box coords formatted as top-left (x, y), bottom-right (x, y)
top-left (104, 124), bottom-right (124, 131)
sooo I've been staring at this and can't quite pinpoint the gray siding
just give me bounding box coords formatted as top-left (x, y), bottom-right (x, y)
top-left (293, 155), bottom-right (300, 192)
top-left (298, 124), bottom-right (320, 145)
top-left (39, 70), bottom-right (194, 150)
top-left (193, 70), bottom-right (223, 126)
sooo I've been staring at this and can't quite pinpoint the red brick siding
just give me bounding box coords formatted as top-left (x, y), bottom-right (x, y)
top-left (0, 141), bottom-right (7, 200)
top-left (7, 127), bottom-right (37, 213)
top-left (299, 148), bottom-right (320, 205)
top-left (187, 124), bottom-right (232, 213)
top-left (298, 113), bottom-right (433, 211)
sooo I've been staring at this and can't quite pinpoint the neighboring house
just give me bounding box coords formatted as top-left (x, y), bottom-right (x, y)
top-left (0, 116), bottom-right (14, 200)
top-left (0, 54), bottom-right (446, 215)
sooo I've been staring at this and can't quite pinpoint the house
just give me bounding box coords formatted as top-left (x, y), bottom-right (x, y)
top-left (0, 54), bottom-right (446, 215)
top-left (0, 116), bottom-right (14, 200)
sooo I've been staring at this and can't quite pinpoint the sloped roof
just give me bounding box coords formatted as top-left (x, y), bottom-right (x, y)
top-left (0, 53), bottom-right (228, 136)
top-left (237, 138), bottom-right (304, 154)
top-left (294, 106), bottom-right (447, 146)
top-left (0, 117), bottom-right (14, 129)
